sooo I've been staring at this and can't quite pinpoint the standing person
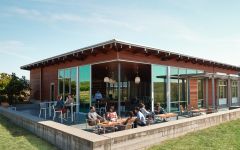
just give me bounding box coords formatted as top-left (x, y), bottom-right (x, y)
top-left (134, 107), bottom-right (146, 127)
top-left (94, 91), bottom-right (103, 110)
top-left (87, 106), bottom-right (104, 126)
top-left (94, 91), bottom-right (103, 102)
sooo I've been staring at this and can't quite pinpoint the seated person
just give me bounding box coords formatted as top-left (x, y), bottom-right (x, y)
top-left (106, 106), bottom-right (118, 122)
top-left (88, 106), bottom-right (104, 126)
top-left (55, 95), bottom-right (66, 113)
top-left (134, 107), bottom-right (146, 127)
top-left (154, 103), bottom-right (165, 114)
top-left (139, 103), bottom-right (155, 120)
top-left (123, 111), bottom-right (135, 125)
top-left (64, 94), bottom-right (74, 112)
top-left (139, 103), bottom-right (151, 118)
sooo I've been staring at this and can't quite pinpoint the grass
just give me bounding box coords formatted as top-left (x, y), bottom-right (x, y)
top-left (149, 119), bottom-right (240, 150)
top-left (0, 115), bottom-right (57, 150)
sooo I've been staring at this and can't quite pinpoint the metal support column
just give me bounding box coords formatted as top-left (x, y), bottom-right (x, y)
top-left (166, 66), bottom-right (171, 112)
top-left (205, 78), bottom-right (208, 108)
top-left (238, 77), bottom-right (240, 105)
top-left (118, 62), bottom-right (121, 116)
top-left (40, 67), bottom-right (42, 100)
top-left (212, 75), bottom-right (215, 109)
top-left (90, 65), bottom-right (92, 107)
top-left (151, 65), bottom-right (154, 112)
top-left (228, 77), bottom-right (231, 107)
top-left (76, 67), bottom-right (79, 113)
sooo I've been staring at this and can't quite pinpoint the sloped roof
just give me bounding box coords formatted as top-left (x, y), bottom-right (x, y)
top-left (20, 39), bottom-right (240, 71)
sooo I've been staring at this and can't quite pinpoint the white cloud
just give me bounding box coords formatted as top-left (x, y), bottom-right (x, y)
top-left (0, 40), bottom-right (34, 61)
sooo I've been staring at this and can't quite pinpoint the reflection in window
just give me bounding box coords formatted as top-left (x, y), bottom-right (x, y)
top-left (232, 81), bottom-right (238, 98)
top-left (79, 65), bottom-right (91, 113)
top-left (187, 69), bottom-right (197, 74)
top-left (152, 65), bottom-right (167, 108)
top-left (219, 80), bottom-right (227, 99)
top-left (58, 69), bottom-right (64, 97)
top-left (170, 67), bottom-right (178, 76)
top-left (64, 68), bottom-right (71, 99)
top-left (170, 78), bottom-right (179, 102)
top-left (170, 67), bottom-right (188, 112)
top-left (71, 67), bottom-right (77, 99)
top-left (198, 79), bottom-right (204, 108)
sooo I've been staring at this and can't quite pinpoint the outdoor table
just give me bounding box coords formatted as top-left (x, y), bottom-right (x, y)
top-left (98, 119), bottom-right (127, 134)
top-left (41, 101), bottom-right (56, 117)
top-left (65, 103), bottom-right (79, 122)
top-left (190, 108), bottom-right (207, 117)
top-left (155, 113), bottom-right (178, 121)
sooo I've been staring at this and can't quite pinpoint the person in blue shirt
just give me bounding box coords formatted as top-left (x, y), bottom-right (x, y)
top-left (55, 95), bottom-right (66, 113)
top-left (134, 107), bottom-right (146, 127)
top-left (55, 95), bottom-right (64, 109)
top-left (94, 91), bottom-right (103, 102)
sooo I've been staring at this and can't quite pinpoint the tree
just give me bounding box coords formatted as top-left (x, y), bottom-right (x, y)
top-left (0, 73), bottom-right (11, 95)
top-left (0, 73), bottom-right (30, 105)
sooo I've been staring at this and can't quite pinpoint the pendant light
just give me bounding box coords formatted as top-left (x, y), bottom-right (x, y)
top-left (104, 67), bottom-right (109, 83)
top-left (135, 66), bottom-right (140, 84)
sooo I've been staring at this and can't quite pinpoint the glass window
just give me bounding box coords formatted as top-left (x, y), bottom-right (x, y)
top-left (197, 70), bottom-right (204, 74)
top-left (219, 80), bottom-right (227, 99)
top-left (79, 65), bottom-right (91, 113)
top-left (171, 78), bottom-right (179, 102)
top-left (170, 67), bottom-right (178, 76)
top-left (64, 68), bottom-right (71, 99)
top-left (187, 69), bottom-right (197, 74)
top-left (198, 79), bottom-right (204, 108)
top-left (152, 65), bottom-right (167, 108)
top-left (232, 81), bottom-right (238, 98)
top-left (179, 68), bottom-right (187, 75)
top-left (71, 67), bottom-right (77, 99)
top-left (58, 69), bottom-right (64, 96)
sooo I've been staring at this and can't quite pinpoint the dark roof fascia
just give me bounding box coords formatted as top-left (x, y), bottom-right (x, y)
top-left (20, 39), bottom-right (240, 71)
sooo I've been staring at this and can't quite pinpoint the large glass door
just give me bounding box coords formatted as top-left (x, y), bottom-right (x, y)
top-left (152, 64), bottom-right (167, 109)
top-left (232, 80), bottom-right (238, 105)
top-left (79, 65), bottom-right (91, 113)
top-left (218, 80), bottom-right (227, 107)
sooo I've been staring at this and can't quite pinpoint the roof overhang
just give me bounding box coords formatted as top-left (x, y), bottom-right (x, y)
top-left (20, 39), bottom-right (240, 71)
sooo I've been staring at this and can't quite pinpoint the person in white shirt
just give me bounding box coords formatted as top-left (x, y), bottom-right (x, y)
top-left (134, 107), bottom-right (146, 127)
top-left (139, 103), bottom-right (150, 118)
top-left (87, 106), bottom-right (104, 126)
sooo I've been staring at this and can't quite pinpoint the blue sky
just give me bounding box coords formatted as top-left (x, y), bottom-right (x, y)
top-left (1, 0), bottom-right (240, 79)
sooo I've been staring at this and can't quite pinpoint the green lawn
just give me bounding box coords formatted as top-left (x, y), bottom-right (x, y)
top-left (0, 115), bottom-right (57, 150)
top-left (149, 119), bottom-right (240, 150)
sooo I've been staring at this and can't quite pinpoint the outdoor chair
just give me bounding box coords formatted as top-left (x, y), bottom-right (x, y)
top-left (39, 102), bottom-right (47, 119)
top-left (1, 102), bottom-right (17, 111)
top-left (85, 119), bottom-right (104, 134)
top-left (179, 105), bottom-right (190, 117)
top-left (116, 122), bottom-right (134, 131)
top-left (52, 105), bottom-right (63, 123)
top-left (99, 102), bottom-right (107, 115)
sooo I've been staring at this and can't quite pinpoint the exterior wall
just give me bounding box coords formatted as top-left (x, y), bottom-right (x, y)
top-left (41, 65), bottom-right (58, 101)
top-left (189, 79), bottom-right (198, 108)
top-left (30, 68), bottom-right (41, 100)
